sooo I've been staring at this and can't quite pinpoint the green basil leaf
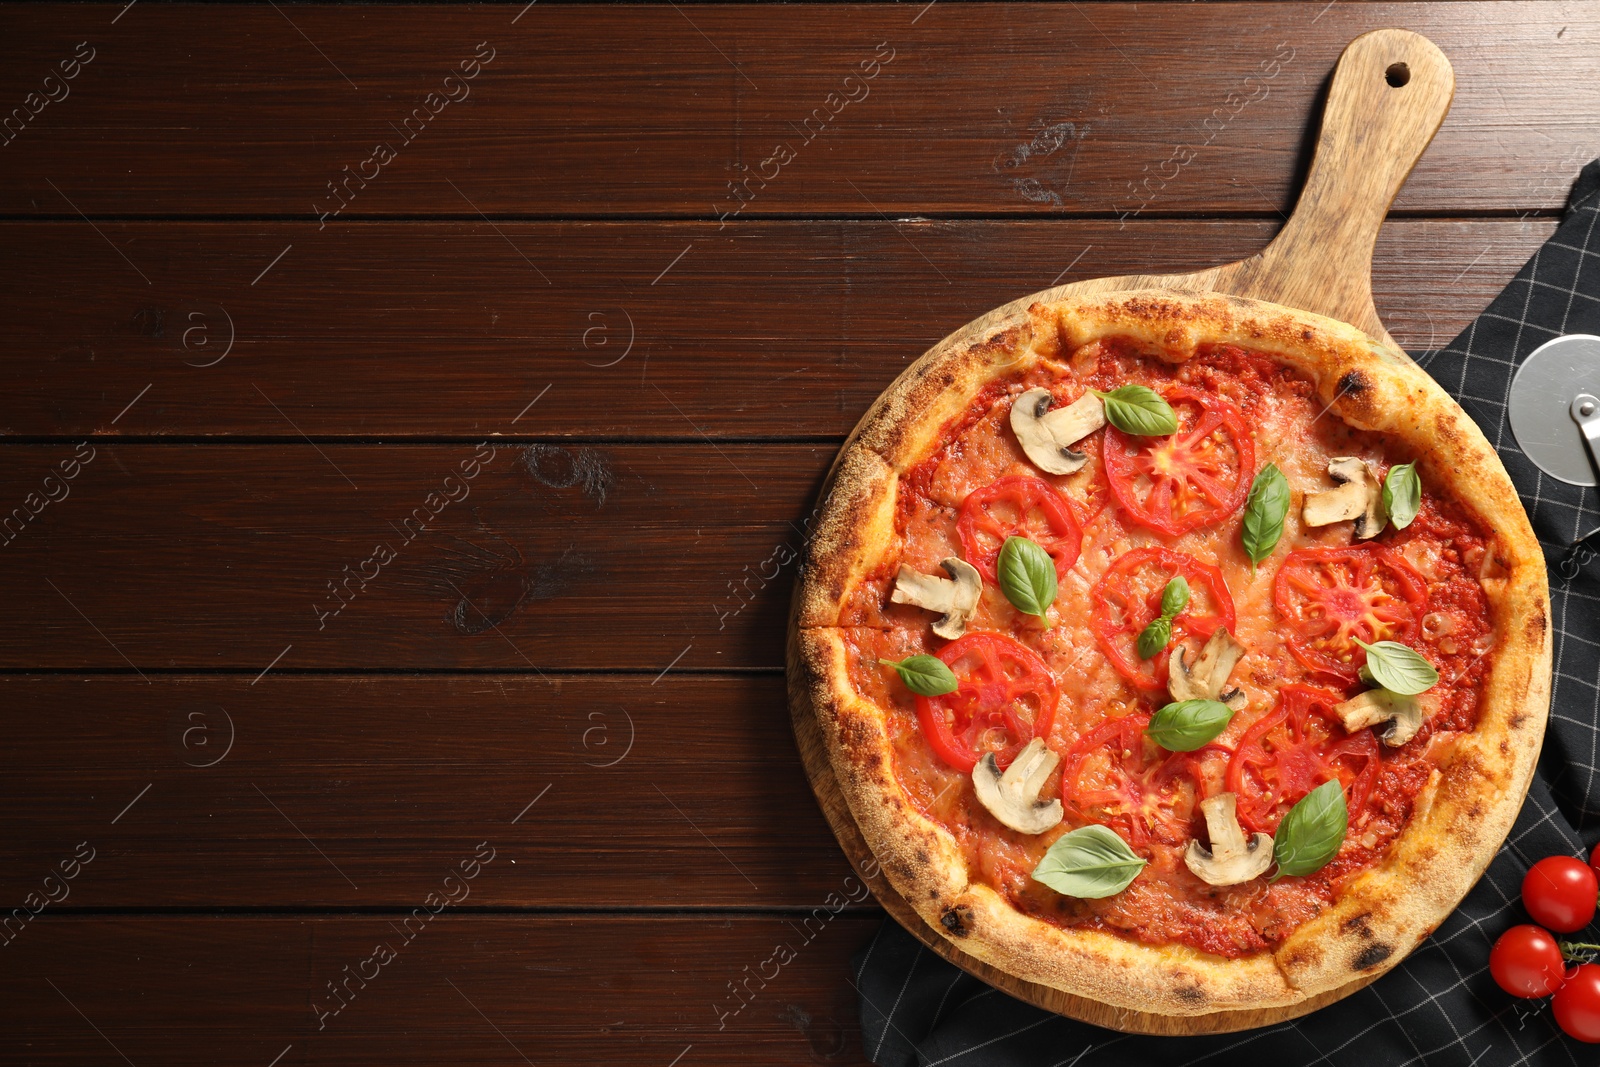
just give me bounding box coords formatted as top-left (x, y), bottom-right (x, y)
top-left (1383, 462), bottom-right (1421, 530)
top-left (1136, 615), bottom-right (1172, 660)
top-left (998, 535), bottom-right (1057, 621)
top-left (1093, 385), bottom-right (1179, 436)
top-left (1241, 463), bottom-right (1291, 568)
top-left (1160, 575), bottom-right (1190, 618)
top-left (1272, 780), bottom-right (1348, 880)
top-left (877, 655), bottom-right (958, 697)
top-left (1354, 639), bottom-right (1438, 695)
top-left (1031, 824), bottom-right (1147, 898)
top-left (1146, 699), bottom-right (1235, 752)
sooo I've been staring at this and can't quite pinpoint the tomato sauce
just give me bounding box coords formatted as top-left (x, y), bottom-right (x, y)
top-left (840, 339), bottom-right (1500, 959)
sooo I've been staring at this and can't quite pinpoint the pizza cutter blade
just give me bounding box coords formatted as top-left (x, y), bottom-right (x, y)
top-left (1507, 334), bottom-right (1600, 488)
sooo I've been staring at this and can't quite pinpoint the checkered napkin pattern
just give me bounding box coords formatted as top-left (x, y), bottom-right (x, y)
top-left (853, 161), bottom-right (1600, 1067)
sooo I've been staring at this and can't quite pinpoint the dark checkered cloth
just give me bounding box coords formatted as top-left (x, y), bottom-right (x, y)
top-left (854, 161), bottom-right (1600, 1067)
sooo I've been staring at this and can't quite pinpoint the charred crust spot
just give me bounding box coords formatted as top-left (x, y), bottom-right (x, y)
top-left (1302, 328), bottom-right (1313, 341)
top-left (1282, 942), bottom-right (1323, 969)
top-left (1174, 986), bottom-right (1206, 1005)
top-left (1343, 914), bottom-right (1373, 938)
top-left (1468, 802), bottom-right (1485, 820)
top-left (1509, 713), bottom-right (1528, 731)
top-left (914, 848), bottom-right (930, 867)
top-left (1353, 943), bottom-right (1393, 971)
top-left (940, 905), bottom-right (975, 937)
top-left (1526, 604), bottom-right (1548, 640)
top-left (1338, 369), bottom-right (1369, 398)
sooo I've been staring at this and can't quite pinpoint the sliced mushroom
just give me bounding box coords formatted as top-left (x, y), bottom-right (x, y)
top-left (1334, 689), bottom-right (1436, 747)
top-left (890, 557), bottom-right (983, 640)
top-left (1303, 457), bottom-right (1387, 538)
top-left (1009, 388), bottom-right (1106, 475)
top-left (1184, 792), bottom-right (1274, 886)
top-left (971, 738), bottom-right (1063, 834)
top-left (1168, 627), bottom-right (1248, 709)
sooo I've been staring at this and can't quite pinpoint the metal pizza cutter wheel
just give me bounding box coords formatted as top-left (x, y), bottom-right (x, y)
top-left (1507, 334), bottom-right (1600, 545)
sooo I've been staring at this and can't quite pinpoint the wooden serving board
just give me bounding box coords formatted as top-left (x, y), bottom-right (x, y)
top-left (788, 29), bottom-right (1455, 1035)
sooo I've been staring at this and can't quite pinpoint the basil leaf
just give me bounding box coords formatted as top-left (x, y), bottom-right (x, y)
top-left (1136, 615), bottom-right (1172, 660)
top-left (1354, 639), bottom-right (1438, 695)
top-left (1272, 780), bottom-right (1348, 880)
top-left (998, 535), bottom-right (1057, 621)
top-left (1093, 385), bottom-right (1179, 436)
top-left (878, 655), bottom-right (958, 697)
top-left (1160, 575), bottom-right (1190, 618)
top-left (1031, 824), bottom-right (1147, 898)
top-left (1146, 699), bottom-right (1235, 752)
top-left (1383, 462), bottom-right (1421, 530)
top-left (1241, 463), bottom-right (1291, 569)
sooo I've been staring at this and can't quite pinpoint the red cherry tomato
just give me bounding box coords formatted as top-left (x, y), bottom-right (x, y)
top-left (1273, 544), bottom-right (1428, 685)
top-left (1554, 963), bottom-right (1600, 1043)
top-left (1089, 546), bottom-right (1236, 693)
top-left (1489, 925), bottom-right (1568, 999)
top-left (1101, 386), bottom-right (1254, 536)
top-left (913, 633), bottom-right (1059, 773)
top-left (1523, 856), bottom-right (1600, 933)
top-left (1225, 684), bottom-right (1379, 835)
top-left (956, 475), bottom-right (1083, 584)
top-left (1591, 841), bottom-right (1600, 881)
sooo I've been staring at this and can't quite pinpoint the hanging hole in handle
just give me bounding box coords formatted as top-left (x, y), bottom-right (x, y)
top-left (1385, 62), bottom-right (1410, 88)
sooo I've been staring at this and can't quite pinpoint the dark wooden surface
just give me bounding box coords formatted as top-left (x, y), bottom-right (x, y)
top-left (2, 4), bottom-right (1593, 1064)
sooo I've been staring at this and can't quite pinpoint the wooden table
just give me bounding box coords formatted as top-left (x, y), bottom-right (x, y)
top-left (0, 4), bottom-right (1592, 1063)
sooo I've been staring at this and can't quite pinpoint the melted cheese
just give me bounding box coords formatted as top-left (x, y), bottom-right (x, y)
top-left (843, 341), bottom-right (1495, 958)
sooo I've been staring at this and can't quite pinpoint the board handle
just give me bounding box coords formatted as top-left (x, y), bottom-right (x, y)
top-left (1227, 29), bottom-right (1454, 347)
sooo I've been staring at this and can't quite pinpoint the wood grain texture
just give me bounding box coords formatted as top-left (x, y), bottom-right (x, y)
top-left (1, 218), bottom-right (1551, 436)
top-left (1, 4), bottom-right (1596, 217)
top-left (0, 2), bottom-right (1580, 1059)
top-left (0, 674), bottom-right (864, 908)
top-left (0, 443), bottom-right (827, 670)
top-left (2, 916), bottom-right (877, 1065)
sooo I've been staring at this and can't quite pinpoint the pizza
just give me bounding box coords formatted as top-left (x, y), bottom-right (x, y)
top-left (792, 289), bottom-right (1551, 1016)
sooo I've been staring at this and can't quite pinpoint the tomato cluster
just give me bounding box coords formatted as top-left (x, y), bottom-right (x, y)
top-left (918, 381), bottom-right (1430, 835)
top-left (1488, 845), bottom-right (1600, 1042)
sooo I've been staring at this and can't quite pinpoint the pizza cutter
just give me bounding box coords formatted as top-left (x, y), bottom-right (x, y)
top-left (1507, 333), bottom-right (1600, 552)
top-left (1508, 335), bottom-right (1600, 487)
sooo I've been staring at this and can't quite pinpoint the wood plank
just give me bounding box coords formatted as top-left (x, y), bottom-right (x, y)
top-left (0, 674), bottom-right (861, 908)
top-left (1, 4), bottom-right (1595, 217)
top-left (2, 916), bottom-right (878, 1065)
top-left (0, 443), bottom-right (825, 670)
top-left (1, 218), bottom-right (1550, 436)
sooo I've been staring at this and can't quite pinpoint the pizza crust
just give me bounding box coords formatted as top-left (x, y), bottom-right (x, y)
top-left (793, 289), bottom-right (1550, 1016)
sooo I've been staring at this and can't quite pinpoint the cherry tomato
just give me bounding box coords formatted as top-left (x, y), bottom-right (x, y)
top-left (1089, 546), bottom-right (1236, 693)
top-left (1273, 544), bottom-right (1428, 685)
top-left (1554, 963), bottom-right (1600, 1042)
top-left (1523, 856), bottom-right (1599, 933)
top-left (1225, 684), bottom-right (1379, 834)
top-left (1058, 712), bottom-right (1221, 853)
top-left (1489, 925), bottom-right (1568, 999)
top-left (1102, 385), bottom-right (1254, 536)
top-left (956, 475), bottom-right (1083, 584)
top-left (1591, 841), bottom-right (1600, 881)
top-left (914, 633), bottom-right (1059, 773)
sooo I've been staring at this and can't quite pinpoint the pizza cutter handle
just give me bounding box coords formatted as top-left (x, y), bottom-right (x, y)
top-left (1576, 394), bottom-right (1600, 477)
top-left (1228, 29), bottom-right (1455, 350)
